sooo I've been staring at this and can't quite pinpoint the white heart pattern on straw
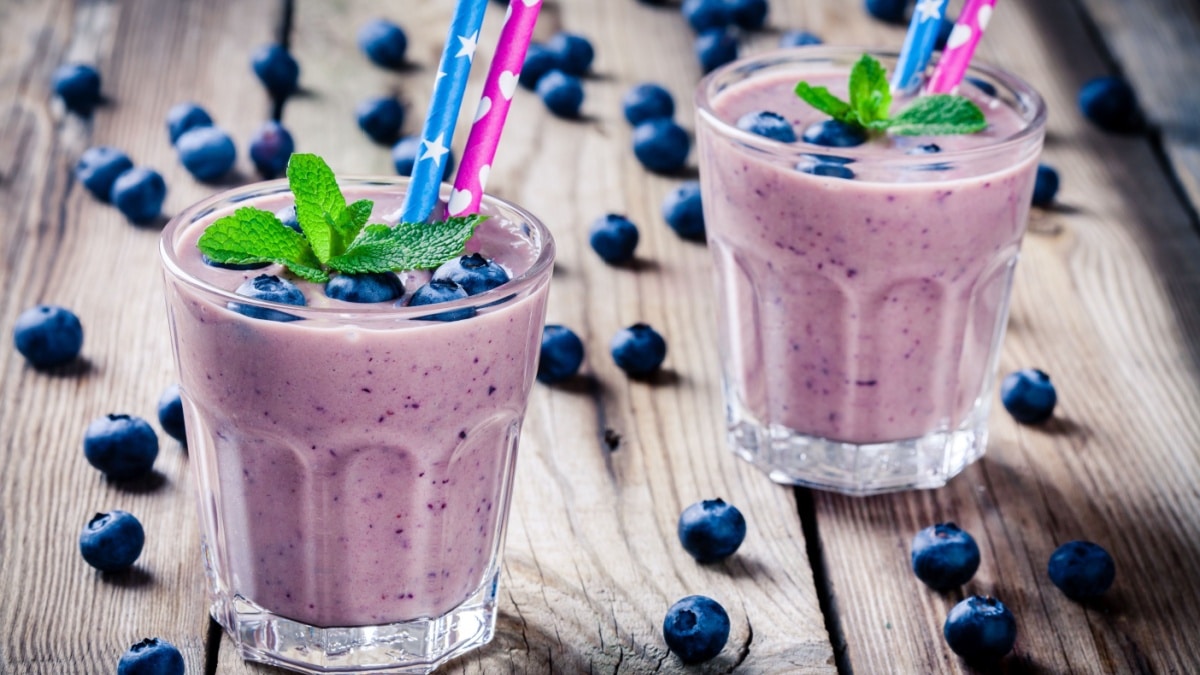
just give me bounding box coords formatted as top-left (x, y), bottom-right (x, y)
top-left (522, 0), bottom-right (539, 6)
top-left (475, 96), bottom-right (492, 123)
top-left (976, 5), bottom-right (993, 30)
top-left (946, 24), bottom-right (973, 50)
top-left (478, 164), bottom-right (491, 190)
top-left (448, 188), bottom-right (472, 216)
top-left (498, 71), bottom-right (519, 101)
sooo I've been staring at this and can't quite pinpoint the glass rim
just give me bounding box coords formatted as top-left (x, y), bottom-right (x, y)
top-left (159, 176), bottom-right (556, 323)
top-left (695, 46), bottom-right (1048, 168)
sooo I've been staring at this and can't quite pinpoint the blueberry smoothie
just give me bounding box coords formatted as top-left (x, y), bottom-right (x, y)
top-left (160, 180), bottom-right (553, 639)
top-left (696, 49), bottom-right (1046, 493)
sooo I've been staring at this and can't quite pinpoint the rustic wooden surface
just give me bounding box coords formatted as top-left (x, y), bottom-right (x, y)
top-left (2, 0), bottom-right (1198, 674)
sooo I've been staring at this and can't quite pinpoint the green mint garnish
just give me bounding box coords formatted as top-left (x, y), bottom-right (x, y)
top-left (794, 54), bottom-right (987, 136)
top-left (197, 153), bottom-right (484, 283)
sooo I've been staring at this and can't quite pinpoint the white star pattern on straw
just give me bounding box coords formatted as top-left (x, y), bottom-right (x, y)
top-left (419, 133), bottom-right (450, 164)
top-left (436, 70), bottom-right (447, 83)
top-left (915, 0), bottom-right (943, 22)
top-left (456, 31), bottom-right (479, 62)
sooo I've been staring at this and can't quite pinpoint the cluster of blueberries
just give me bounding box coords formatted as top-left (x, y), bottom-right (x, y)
top-left (520, 32), bottom-right (595, 118)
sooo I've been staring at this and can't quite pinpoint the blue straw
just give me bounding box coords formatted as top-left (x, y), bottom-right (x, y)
top-left (890, 0), bottom-right (950, 94)
top-left (400, 0), bottom-right (490, 223)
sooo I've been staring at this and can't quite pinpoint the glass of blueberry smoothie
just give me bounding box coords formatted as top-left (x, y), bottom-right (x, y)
top-left (695, 47), bottom-right (1046, 495)
top-left (159, 168), bottom-right (554, 673)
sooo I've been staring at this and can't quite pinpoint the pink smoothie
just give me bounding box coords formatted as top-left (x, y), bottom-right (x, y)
top-left (162, 186), bottom-right (552, 628)
top-left (698, 69), bottom-right (1041, 444)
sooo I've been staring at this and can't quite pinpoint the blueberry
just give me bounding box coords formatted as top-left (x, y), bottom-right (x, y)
top-left (966, 76), bottom-right (998, 98)
top-left (622, 83), bottom-right (675, 126)
top-left (802, 119), bottom-right (868, 147)
top-left (325, 272), bottom-right (405, 303)
top-left (358, 18), bottom-right (408, 69)
top-left (1078, 76), bottom-right (1142, 133)
top-left (729, 0), bottom-right (769, 30)
top-left (117, 637), bottom-right (185, 675)
top-left (934, 17), bottom-right (954, 50)
top-left (1032, 163), bottom-right (1060, 207)
top-left (83, 414), bottom-right (159, 481)
top-left (520, 44), bottom-right (560, 90)
top-left (165, 102), bottom-right (213, 145)
top-left (943, 596), bottom-right (1017, 665)
top-left (157, 384), bottom-right (187, 445)
top-left (1048, 540), bottom-right (1116, 601)
top-left (249, 120), bottom-right (295, 179)
top-left (251, 44), bottom-right (300, 101)
top-left (110, 167), bottom-right (167, 224)
top-left (536, 70), bottom-right (585, 118)
top-left (545, 32), bottom-right (594, 76)
top-left (407, 279), bottom-right (475, 322)
top-left (391, 136), bottom-right (455, 179)
top-left (275, 204), bottom-right (301, 232)
top-left (779, 30), bottom-right (823, 48)
top-left (588, 213), bottom-right (640, 264)
top-left (52, 63), bottom-right (101, 115)
top-left (632, 118), bottom-right (690, 174)
top-left (538, 325), bottom-right (586, 383)
top-left (176, 126), bottom-right (236, 182)
top-left (230, 274), bottom-right (306, 322)
top-left (911, 522), bottom-right (981, 590)
top-left (79, 510), bottom-right (145, 572)
top-left (355, 96), bottom-right (405, 144)
top-left (611, 323), bottom-right (667, 377)
top-left (13, 305), bottom-right (84, 369)
top-left (681, 0), bottom-right (731, 33)
top-left (662, 181), bottom-right (705, 241)
top-left (678, 498), bottom-right (747, 563)
top-left (433, 253), bottom-right (510, 295)
top-left (736, 110), bottom-right (796, 143)
top-left (907, 143), bottom-right (942, 155)
top-left (75, 146), bottom-right (133, 202)
top-left (695, 28), bottom-right (739, 74)
top-left (865, 0), bottom-right (909, 24)
top-left (662, 595), bottom-right (731, 664)
top-left (1000, 368), bottom-right (1057, 425)
top-left (799, 162), bottom-right (856, 180)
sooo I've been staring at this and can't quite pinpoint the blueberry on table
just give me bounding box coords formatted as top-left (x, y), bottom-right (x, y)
top-left (632, 118), bottom-right (690, 174)
top-left (392, 136), bottom-right (455, 179)
top-left (251, 44), bottom-right (300, 101)
top-left (433, 253), bottom-right (510, 296)
top-left (682, 0), bottom-right (731, 33)
top-left (865, 0), bottom-right (910, 24)
top-left (662, 595), bottom-right (731, 664)
top-left (117, 637), bottom-right (185, 675)
top-left (13, 305), bottom-right (83, 369)
top-left (176, 126), bottom-right (236, 182)
top-left (729, 0), bottom-right (769, 30)
top-left (678, 498), bottom-right (747, 563)
top-left (79, 510), bottom-right (145, 572)
top-left (1078, 76), bottom-right (1142, 133)
top-left (536, 70), bottom-right (585, 118)
top-left (911, 523), bottom-right (981, 590)
top-left (611, 323), bottom-right (668, 377)
top-left (51, 63), bottom-right (101, 115)
top-left (934, 17), bottom-right (955, 50)
top-left (230, 274), bottom-right (306, 322)
top-left (75, 146), bottom-right (133, 202)
top-left (588, 214), bottom-right (640, 265)
top-left (736, 110), bottom-right (797, 143)
top-left (355, 96), bottom-right (405, 145)
top-left (520, 44), bottom-right (560, 90)
top-left (662, 181), bottom-right (705, 241)
top-left (275, 204), bottom-right (301, 232)
top-left (407, 279), bottom-right (475, 322)
top-left (1000, 368), bottom-right (1057, 425)
top-left (1032, 163), bottom-right (1060, 207)
top-left (165, 102), bottom-right (213, 145)
top-left (249, 120), bottom-right (295, 179)
top-left (622, 83), bottom-right (675, 126)
top-left (358, 18), bottom-right (408, 70)
top-left (802, 119), bottom-right (868, 147)
top-left (545, 32), bottom-right (594, 76)
top-left (157, 384), bottom-right (187, 445)
top-left (110, 167), bottom-right (167, 224)
top-left (779, 30), bottom-right (823, 48)
top-left (325, 272), bottom-right (405, 303)
top-left (943, 596), bottom-right (1017, 665)
top-left (83, 414), bottom-right (159, 481)
top-left (695, 28), bottom-right (739, 74)
top-left (538, 325), bottom-right (586, 384)
top-left (1048, 540), bottom-right (1116, 601)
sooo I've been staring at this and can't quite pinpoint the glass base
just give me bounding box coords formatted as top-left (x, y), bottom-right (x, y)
top-left (211, 572), bottom-right (500, 674)
top-left (726, 396), bottom-right (991, 496)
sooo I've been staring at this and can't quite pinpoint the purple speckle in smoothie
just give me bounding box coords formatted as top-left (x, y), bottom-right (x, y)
top-left (487, 385), bottom-right (496, 395)
top-left (362, 387), bottom-right (371, 393)
top-left (458, 430), bottom-right (467, 439)
top-left (855, 380), bottom-right (878, 387)
top-left (846, 269), bottom-right (858, 278)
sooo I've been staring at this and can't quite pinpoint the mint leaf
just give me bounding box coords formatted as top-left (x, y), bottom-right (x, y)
top-left (794, 82), bottom-right (854, 125)
top-left (848, 54), bottom-right (892, 126)
top-left (887, 95), bottom-right (988, 136)
top-left (197, 207), bottom-right (328, 283)
top-left (287, 153), bottom-right (346, 264)
top-left (328, 215), bottom-right (486, 274)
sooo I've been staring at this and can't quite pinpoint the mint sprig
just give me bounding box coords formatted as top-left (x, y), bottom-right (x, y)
top-left (794, 54), bottom-right (987, 136)
top-left (197, 153), bottom-right (484, 283)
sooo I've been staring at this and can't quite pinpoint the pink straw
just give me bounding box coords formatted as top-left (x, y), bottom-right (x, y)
top-left (448, 0), bottom-right (544, 217)
top-left (925, 0), bottom-right (998, 94)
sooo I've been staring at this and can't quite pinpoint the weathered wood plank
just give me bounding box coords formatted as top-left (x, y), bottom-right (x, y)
top-left (0, 0), bottom-right (284, 672)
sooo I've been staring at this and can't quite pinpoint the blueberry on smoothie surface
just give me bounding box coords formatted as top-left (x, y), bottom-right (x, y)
top-left (157, 383), bottom-right (187, 445)
top-left (865, 0), bottom-right (910, 24)
top-left (325, 272), bottom-right (405, 304)
top-left (736, 110), bottom-right (797, 143)
top-left (176, 126), bottom-right (236, 182)
top-left (802, 119), bottom-right (868, 148)
top-left (662, 595), bottom-right (731, 664)
top-left (275, 204), bottom-right (300, 232)
top-left (662, 181), bottom-right (705, 241)
top-left (611, 323), bottom-right (668, 377)
top-left (202, 254), bottom-right (269, 271)
top-left (357, 18), bottom-right (408, 70)
top-left (589, 213), bottom-right (640, 265)
top-left (433, 253), bottom-right (510, 296)
top-left (678, 498), bottom-right (747, 563)
top-left (799, 161), bottom-right (856, 180)
top-left (407, 279), bottom-right (476, 322)
top-left (355, 96), bottom-right (405, 144)
top-left (110, 167), bottom-right (167, 224)
top-left (682, 0), bottom-right (732, 33)
top-left (632, 118), bottom-right (690, 174)
top-left (911, 523), bottom-right (981, 590)
top-left (1000, 368), bottom-right (1057, 425)
top-left (943, 596), bottom-right (1017, 665)
top-left (52, 63), bottom-right (101, 115)
top-left (1078, 76), bottom-right (1142, 134)
top-left (907, 143), bottom-right (942, 155)
top-left (520, 44), bottom-right (559, 90)
top-left (230, 274), bottom-right (306, 323)
top-left (545, 32), bottom-right (594, 76)
top-left (251, 44), bottom-right (300, 101)
top-left (538, 325), bottom-right (585, 383)
top-left (536, 70), bottom-right (585, 118)
top-left (392, 136), bottom-right (455, 179)
top-left (622, 83), bottom-right (675, 126)
top-left (1048, 540), bottom-right (1116, 601)
top-left (967, 76), bottom-right (998, 98)
top-left (695, 28), bottom-right (739, 74)
top-left (728, 0), bottom-right (769, 30)
top-left (83, 414), bottom-right (160, 481)
top-left (249, 121), bottom-right (295, 179)
top-left (76, 146), bottom-right (133, 202)
top-left (13, 305), bottom-right (84, 369)
top-left (116, 637), bottom-right (185, 675)
top-left (779, 30), bottom-right (823, 48)
top-left (1032, 163), bottom-right (1060, 207)
top-left (79, 510), bottom-right (145, 573)
top-left (165, 102), bottom-right (213, 145)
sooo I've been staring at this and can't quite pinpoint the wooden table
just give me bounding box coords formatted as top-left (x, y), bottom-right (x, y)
top-left (3, 0), bottom-right (1199, 672)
